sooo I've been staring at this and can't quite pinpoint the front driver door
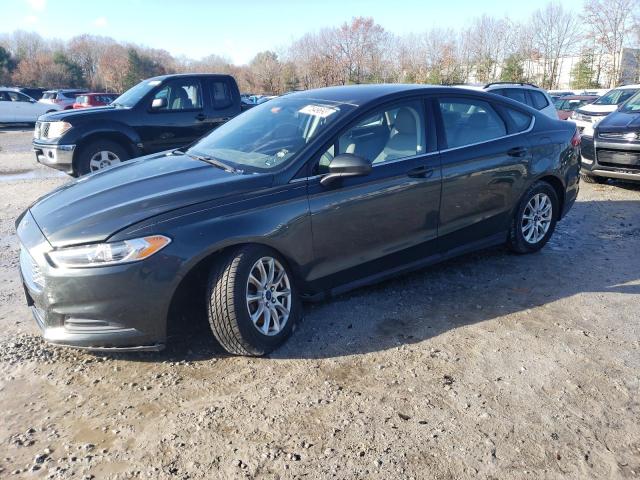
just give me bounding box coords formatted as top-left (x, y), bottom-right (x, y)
top-left (138, 78), bottom-right (211, 154)
top-left (306, 98), bottom-right (442, 288)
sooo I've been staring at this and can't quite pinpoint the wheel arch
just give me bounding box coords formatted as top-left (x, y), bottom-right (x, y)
top-left (535, 174), bottom-right (566, 219)
top-left (165, 241), bottom-right (303, 336)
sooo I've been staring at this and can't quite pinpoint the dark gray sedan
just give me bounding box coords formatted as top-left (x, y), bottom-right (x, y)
top-left (17, 85), bottom-right (581, 356)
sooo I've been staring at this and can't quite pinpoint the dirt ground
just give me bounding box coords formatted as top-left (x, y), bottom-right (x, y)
top-left (0, 126), bottom-right (639, 480)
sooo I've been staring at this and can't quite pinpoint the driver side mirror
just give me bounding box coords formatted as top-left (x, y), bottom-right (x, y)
top-left (151, 97), bottom-right (167, 109)
top-left (320, 153), bottom-right (372, 186)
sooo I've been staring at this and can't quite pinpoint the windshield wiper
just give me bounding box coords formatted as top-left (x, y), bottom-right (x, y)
top-left (186, 152), bottom-right (239, 173)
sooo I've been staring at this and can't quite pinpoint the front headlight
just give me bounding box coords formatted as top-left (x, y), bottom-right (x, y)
top-left (48, 235), bottom-right (171, 268)
top-left (571, 111), bottom-right (579, 120)
top-left (45, 121), bottom-right (73, 139)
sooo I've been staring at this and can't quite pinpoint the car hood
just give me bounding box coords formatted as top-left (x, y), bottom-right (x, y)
top-left (29, 153), bottom-right (273, 247)
top-left (577, 104), bottom-right (617, 115)
top-left (39, 105), bottom-right (121, 122)
top-left (597, 110), bottom-right (640, 132)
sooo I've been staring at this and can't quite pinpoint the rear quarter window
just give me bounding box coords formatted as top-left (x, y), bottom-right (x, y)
top-left (529, 91), bottom-right (549, 110)
top-left (504, 108), bottom-right (533, 132)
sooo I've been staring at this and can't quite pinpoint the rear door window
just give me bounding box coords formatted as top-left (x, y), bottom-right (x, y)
top-left (500, 88), bottom-right (527, 105)
top-left (439, 98), bottom-right (507, 149)
top-left (209, 80), bottom-right (233, 109)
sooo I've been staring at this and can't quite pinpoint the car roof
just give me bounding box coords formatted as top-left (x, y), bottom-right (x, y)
top-left (147, 73), bottom-right (235, 82)
top-left (282, 84), bottom-right (455, 106)
top-left (613, 84), bottom-right (640, 90)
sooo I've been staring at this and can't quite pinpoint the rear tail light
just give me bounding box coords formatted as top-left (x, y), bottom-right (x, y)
top-left (571, 130), bottom-right (581, 147)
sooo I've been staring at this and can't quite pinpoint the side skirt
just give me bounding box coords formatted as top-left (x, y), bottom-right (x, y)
top-left (301, 231), bottom-right (507, 302)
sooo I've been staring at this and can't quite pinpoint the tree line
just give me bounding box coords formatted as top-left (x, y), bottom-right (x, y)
top-left (0, 0), bottom-right (637, 95)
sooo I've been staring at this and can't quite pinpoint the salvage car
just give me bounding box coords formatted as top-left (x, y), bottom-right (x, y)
top-left (580, 90), bottom-right (640, 183)
top-left (17, 85), bottom-right (580, 356)
top-left (33, 74), bottom-right (245, 176)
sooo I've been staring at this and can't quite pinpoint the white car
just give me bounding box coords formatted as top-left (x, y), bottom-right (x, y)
top-left (459, 82), bottom-right (558, 119)
top-left (571, 84), bottom-right (640, 135)
top-left (0, 88), bottom-right (60, 123)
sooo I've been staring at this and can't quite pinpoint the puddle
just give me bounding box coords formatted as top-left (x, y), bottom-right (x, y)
top-left (0, 169), bottom-right (67, 182)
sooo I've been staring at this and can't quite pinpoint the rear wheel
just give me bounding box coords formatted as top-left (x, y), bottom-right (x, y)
top-left (508, 181), bottom-right (559, 254)
top-left (580, 173), bottom-right (607, 184)
top-left (76, 140), bottom-right (130, 176)
top-left (206, 246), bottom-right (300, 356)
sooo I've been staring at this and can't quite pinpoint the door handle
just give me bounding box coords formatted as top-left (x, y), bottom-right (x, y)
top-left (507, 146), bottom-right (528, 157)
top-left (407, 166), bottom-right (434, 178)
top-left (195, 113), bottom-right (206, 121)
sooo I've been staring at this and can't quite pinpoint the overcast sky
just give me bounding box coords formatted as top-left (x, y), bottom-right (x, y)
top-left (2, 0), bottom-right (585, 64)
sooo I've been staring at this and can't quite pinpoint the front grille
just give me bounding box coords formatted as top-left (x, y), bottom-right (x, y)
top-left (20, 247), bottom-right (44, 291)
top-left (597, 149), bottom-right (640, 170)
top-left (598, 131), bottom-right (640, 140)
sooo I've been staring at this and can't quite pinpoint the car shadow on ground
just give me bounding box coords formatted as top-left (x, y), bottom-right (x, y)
top-left (106, 198), bottom-right (640, 363)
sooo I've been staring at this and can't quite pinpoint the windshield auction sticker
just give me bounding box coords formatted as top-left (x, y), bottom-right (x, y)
top-left (299, 105), bottom-right (338, 118)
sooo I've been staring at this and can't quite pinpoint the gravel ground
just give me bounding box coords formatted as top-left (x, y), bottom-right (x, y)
top-left (0, 127), bottom-right (639, 479)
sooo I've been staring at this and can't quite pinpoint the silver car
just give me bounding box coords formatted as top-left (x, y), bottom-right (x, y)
top-left (39, 89), bottom-right (88, 110)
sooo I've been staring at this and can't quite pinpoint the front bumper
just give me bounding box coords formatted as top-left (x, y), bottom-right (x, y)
top-left (581, 135), bottom-right (640, 181)
top-left (17, 211), bottom-right (174, 351)
top-left (33, 142), bottom-right (76, 175)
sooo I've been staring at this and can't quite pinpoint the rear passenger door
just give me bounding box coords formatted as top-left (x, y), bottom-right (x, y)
top-left (436, 96), bottom-right (533, 249)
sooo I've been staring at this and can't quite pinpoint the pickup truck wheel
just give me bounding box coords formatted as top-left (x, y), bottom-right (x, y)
top-left (77, 140), bottom-right (130, 175)
top-left (206, 246), bottom-right (300, 356)
top-left (507, 181), bottom-right (558, 254)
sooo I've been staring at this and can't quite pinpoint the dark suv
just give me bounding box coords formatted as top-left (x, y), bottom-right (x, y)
top-left (18, 85), bottom-right (580, 356)
top-left (33, 74), bottom-right (244, 176)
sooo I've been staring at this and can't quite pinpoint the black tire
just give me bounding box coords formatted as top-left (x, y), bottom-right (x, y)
top-left (507, 181), bottom-right (559, 254)
top-left (76, 139), bottom-right (130, 176)
top-left (580, 173), bottom-right (607, 184)
top-left (206, 245), bottom-right (301, 356)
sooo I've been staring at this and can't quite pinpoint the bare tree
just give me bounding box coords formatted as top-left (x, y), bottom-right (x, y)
top-left (530, 2), bottom-right (582, 89)
top-left (583, 0), bottom-right (639, 87)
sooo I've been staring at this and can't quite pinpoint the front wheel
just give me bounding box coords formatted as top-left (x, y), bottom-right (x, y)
top-left (76, 140), bottom-right (130, 176)
top-left (507, 181), bottom-right (559, 254)
top-left (206, 246), bottom-right (301, 356)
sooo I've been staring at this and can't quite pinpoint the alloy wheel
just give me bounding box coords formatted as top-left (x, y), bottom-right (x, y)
top-left (89, 150), bottom-right (121, 171)
top-left (246, 256), bottom-right (292, 336)
top-left (521, 193), bottom-right (553, 244)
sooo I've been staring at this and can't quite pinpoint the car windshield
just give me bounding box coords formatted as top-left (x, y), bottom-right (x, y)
top-left (593, 88), bottom-right (639, 106)
top-left (42, 92), bottom-right (55, 100)
top-left (75, 95), bottom-right (88, 103)
top-left (619, 91), bottom-right (640, 113)
top-left (188, 97), bottom-right (354, 173)
top-left (112, 79), bottom-right (162, 107)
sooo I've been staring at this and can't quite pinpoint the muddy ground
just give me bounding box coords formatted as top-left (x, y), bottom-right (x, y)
top-left (0, 127), bottom-right (638, 479)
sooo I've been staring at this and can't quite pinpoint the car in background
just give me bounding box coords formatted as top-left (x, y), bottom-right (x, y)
top-left (39, 89), bottom-right (89, 110)
top-left (72, 93), bottom-right (119, 109)
top-left (16, 87), bottom-right (47, 100)
top-left (0, 88), bottom-right (60, 123)
top-left (549, 90), bottom-right (575, 102)
top-left (554, 95), bottom-right (599, 120)
top-left (17, 84), bottom-right (580, 355)
top-left (461, 82), bottom-right (558, 119)
top-left (33, 73), bottom-right (244, 176)
top-left (571, 84), bottom-right (640, 134)
top-left (580, 90), bottom-right (640, 183)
